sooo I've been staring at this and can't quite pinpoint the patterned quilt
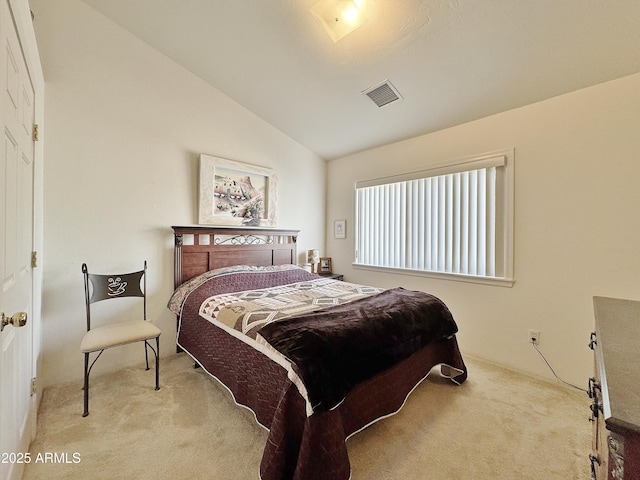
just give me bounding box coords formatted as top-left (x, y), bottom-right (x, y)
top-left (168, 264), bottom-right (467, 480)
top-left (198, 276), bottom-right (384, 340)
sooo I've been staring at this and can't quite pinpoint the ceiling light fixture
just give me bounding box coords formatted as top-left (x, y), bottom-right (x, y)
top-left (308, 0), bottom-right (367, 42)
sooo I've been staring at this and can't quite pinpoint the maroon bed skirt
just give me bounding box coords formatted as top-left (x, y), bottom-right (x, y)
top-left (178, 314), bottom-right (467, 480)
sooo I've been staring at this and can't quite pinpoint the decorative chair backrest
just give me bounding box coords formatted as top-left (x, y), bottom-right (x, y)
top-left (82, 262), bottom-right (147, 331)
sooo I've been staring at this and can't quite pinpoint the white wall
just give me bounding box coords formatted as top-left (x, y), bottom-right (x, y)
top-left (32, 0), bottom-right (326, 387)
top-left (327, 73), bottom-right (640, 386)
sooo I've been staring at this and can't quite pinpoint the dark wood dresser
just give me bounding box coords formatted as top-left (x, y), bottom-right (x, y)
top-left (589, 297), bottom-right (640, 480)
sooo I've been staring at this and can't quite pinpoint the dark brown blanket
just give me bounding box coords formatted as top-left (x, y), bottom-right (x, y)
top-left (258, 287), bottom-right (459, 412)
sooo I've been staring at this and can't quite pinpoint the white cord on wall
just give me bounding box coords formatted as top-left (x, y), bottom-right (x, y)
top-left (531, 341), bottom-right (588, 394)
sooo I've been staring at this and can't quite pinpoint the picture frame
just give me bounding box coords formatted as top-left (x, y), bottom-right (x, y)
top-left (334, 219), bottom-right (346, 239)
top-left (319, 257), bottom-right (332, 274)
top-left (198, 154), bottom-right (278, 226)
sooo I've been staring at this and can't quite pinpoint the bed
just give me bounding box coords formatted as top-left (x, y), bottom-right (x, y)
top-left (168, 225), bottom-right (467, 480)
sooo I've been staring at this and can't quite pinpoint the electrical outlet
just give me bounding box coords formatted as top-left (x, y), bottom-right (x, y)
top-left (528, 330), bottom-right (541, 344)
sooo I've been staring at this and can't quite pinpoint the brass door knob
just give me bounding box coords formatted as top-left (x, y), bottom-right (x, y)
top-left (1, 312), bottom-right (27, 332)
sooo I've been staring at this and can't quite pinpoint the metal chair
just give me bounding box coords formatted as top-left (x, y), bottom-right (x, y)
top-left (81, 261), bottom-right (160, 417)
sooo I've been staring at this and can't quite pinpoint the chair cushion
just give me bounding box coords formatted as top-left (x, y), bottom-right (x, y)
top-left (81, 321), bottom-right (161, 353)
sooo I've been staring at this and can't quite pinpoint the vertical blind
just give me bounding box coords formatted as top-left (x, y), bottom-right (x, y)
top-left (355, 154), bottom-right (508, 279)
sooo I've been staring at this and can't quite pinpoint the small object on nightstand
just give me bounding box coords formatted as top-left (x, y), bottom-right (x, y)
top-left (307, 249), bottom-right (320, 273)
top-left (319, 257), bottom-right (332, 274)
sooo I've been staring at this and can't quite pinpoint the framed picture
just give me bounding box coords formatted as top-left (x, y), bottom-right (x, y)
top-left (319, 257), bottom-right (332, 274)
top-left (198, 154), bottom-right (278, 226)
top-left (334, 219), bottom-right (346, 239)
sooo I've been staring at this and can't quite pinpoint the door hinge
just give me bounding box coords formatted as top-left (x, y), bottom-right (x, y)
top-left (33, 124), bottom-right (39, 142)
top-left (31, 251), bottom-right (38, 268)
top-left (31, 378), bottom-right (37, 396)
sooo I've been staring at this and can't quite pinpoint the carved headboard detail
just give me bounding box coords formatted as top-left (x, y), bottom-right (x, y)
top-left (172, 225), bottom-right (300, 288)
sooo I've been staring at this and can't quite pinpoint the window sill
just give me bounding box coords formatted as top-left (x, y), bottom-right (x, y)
top-left (352, 263), bottom-right (515, 287)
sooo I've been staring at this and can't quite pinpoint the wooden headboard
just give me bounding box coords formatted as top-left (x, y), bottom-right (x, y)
top-left (172, 225), bottom-right (300, 288)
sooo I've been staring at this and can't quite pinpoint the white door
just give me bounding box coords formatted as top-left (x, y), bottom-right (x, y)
top-left (0, 0), bottom-right (36, 478)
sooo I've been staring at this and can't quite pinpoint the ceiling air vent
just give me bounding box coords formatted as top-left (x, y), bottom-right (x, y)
top-left (362, 80), bottom-right (403, 107)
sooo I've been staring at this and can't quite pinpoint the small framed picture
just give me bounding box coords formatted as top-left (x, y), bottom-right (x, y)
top-left (334, 219), bottom-right (346, 239)
top-left (319, 257), bottom-right (332, 274)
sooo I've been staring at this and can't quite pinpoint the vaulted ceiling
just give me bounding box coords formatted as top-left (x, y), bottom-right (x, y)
top-left (80, 0), bottom-right (640, 160)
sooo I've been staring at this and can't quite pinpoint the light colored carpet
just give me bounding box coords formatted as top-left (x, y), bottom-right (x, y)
top-left (23, 353), bottom-right (591, 480)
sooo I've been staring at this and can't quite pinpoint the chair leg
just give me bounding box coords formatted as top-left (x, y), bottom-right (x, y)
top-left (144, 341), bottom-right (150, 371)
top-left (155, 336), bottom-right (160, 391)
top-left (83, 352), bottom-right (90, 417)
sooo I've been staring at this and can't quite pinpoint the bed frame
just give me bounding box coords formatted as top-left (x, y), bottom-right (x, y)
top-left (172, 225), bottom-right (300, 288)
top-left (170, 224), bottom-right (468, 480)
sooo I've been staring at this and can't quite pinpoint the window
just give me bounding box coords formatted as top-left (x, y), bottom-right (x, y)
top-left (354, 150), bottom-right (514, 286)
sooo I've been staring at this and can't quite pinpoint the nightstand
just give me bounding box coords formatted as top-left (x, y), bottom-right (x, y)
top-left (318, 273), bottom-right (344, 281)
